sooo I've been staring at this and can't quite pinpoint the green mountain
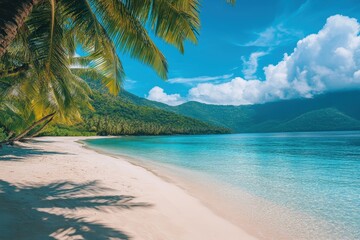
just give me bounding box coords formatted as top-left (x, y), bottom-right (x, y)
top-left (43, 84), bottom-right (360, 136)
top-left (120, 90), bottom-right (360, 133)
top-left (42, 86), bottom-right (230, 137)
top-left (271, 108), bottom-right (360, 132)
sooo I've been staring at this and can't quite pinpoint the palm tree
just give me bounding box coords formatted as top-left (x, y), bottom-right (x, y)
top-left (0, 0), bottom-right (235, 57)
top-left (0, 62), bottom-right (91, 143)
top-left (1, 0), bottom-right (204, 84)
top-left (0, 0), bottom-right (201, 140)
top-left (1, 0), bottom-right (203, 114)
top-left (0, 0), bottom-right (235, 142)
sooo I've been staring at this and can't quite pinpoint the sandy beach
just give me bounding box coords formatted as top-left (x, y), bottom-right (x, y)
top-left (0, 137), bottom-right (256, 240)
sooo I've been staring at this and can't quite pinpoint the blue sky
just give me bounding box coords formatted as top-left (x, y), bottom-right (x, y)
top-left (120, 0), bottom-right (360, 105)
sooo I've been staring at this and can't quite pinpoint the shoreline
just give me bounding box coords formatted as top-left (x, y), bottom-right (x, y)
top-left (0, 136), bottom-right (256, 240)
top-left (82, 137), bottom-right (336, 240)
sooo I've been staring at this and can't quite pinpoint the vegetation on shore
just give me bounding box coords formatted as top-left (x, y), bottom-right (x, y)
top-left (0, 1), bottom-right (235, 143)
top-left (38, 88), bottom-right (230, 137)
top-left (121, 89), bottom-right (360, 133)
top-left (0, 92), bottom-right (230, 141)
top-left (0, 0), bottom-right (201, 143)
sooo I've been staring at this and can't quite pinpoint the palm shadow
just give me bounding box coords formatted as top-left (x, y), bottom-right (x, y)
top-left (0, 180), bottom-right (152, 239)
top-left (0, 144), bottom-right (71, 161)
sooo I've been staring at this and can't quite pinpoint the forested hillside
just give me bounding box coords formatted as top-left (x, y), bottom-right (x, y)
top-left (122, 90), bottom-right (360, 133)
top-left (41, 88), bottom-right (229, 137)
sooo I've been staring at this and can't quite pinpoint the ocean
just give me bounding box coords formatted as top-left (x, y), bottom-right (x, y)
top-left (85, 131), bottom-right (360, 239)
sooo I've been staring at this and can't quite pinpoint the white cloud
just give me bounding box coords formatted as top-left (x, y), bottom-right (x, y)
top-left (188, 78), bottom-right (264, 105)
top-left (147, 86), bottom-right (185, 106)
top-left (188, 15), bottom-right (360, 105)
top-left (243, 24), bottom-right (303, 47)
top-left (168, 74), bottom-right (233, 85)
top-left (241, 51), bottom-right (268, 79)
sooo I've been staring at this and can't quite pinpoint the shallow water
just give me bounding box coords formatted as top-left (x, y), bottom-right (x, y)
top-left (85, 131), bottom-right (360, 239)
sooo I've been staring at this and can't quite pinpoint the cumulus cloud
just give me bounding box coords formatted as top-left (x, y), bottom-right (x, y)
top-left (188, 15), bottom-right (360, 105)
top-left (242, 51), bottom-right (268, 79)
top-left (147, 87), bottom-right (185, 106)
top-left (188, 78), bottom-right (265, 105)
top-left (168, 74), bottom-right (233, 85)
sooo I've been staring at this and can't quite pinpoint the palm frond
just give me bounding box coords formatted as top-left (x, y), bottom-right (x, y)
top-left (60, 0), bottom-right (124, 94)
top-left (124, 0), bottom-right (201, 53)
top-left (87, 0), bottom-right (168, 79)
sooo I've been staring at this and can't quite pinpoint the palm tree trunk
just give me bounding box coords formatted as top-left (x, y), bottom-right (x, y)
top-left (10, 112), bottom-right (56, 142)
top-left (28, 115), bottom-right (54, 138)
top-left (5, 131), bottom-right (14, 140)
top-left (0, 0), bottom-right (41, 57)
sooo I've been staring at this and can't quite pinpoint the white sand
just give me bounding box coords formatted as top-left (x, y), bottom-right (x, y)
top-left (0, 137), bottom-right (256, 240)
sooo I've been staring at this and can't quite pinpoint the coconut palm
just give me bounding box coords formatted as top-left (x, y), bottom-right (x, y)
top-left (0, 0), bottom-right (235, 142)
top-left (0, 0), bottom-right (236, 58)
top-left (1, 0), bottom-right (204, 86)
top-left (1, 0), bottom-right (203, 114)
top-left (0, 0), bottom-right (201, 140)
top-left (0, 7), bottom-right (92, 143)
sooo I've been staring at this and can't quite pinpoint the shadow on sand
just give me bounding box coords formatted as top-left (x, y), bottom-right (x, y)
top-left (0, 144), bottom-right (70, 161)
top-left (0, 180), bottom-right (152, 239)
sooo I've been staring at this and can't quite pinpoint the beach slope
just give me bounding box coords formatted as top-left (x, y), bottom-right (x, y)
top-left (0, 137), bottom-right (255, 240)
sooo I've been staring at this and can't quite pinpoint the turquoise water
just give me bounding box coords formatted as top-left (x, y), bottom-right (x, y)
top-left (85, 131), bottom-right (360, 239)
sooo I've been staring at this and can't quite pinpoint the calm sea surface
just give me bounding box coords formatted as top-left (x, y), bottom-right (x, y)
top-left (85, 131), bottom-right (360, 239)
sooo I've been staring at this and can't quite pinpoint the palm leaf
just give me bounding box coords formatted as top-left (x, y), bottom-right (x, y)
top-left (61, 0), bottom-right (124, 94)
top-left (87, 0), bottom-right (168, 79)
top-left (124, 0), bottom-right (201, 53)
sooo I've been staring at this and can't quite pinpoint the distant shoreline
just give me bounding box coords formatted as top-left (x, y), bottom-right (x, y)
top-left (40, 129), bottom-right (360, 139)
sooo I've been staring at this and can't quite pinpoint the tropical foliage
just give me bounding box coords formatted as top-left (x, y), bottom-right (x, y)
top-left (40, 86), bottom-right (230, 137)
top-left (2, 0), bottom-right (234, 143)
